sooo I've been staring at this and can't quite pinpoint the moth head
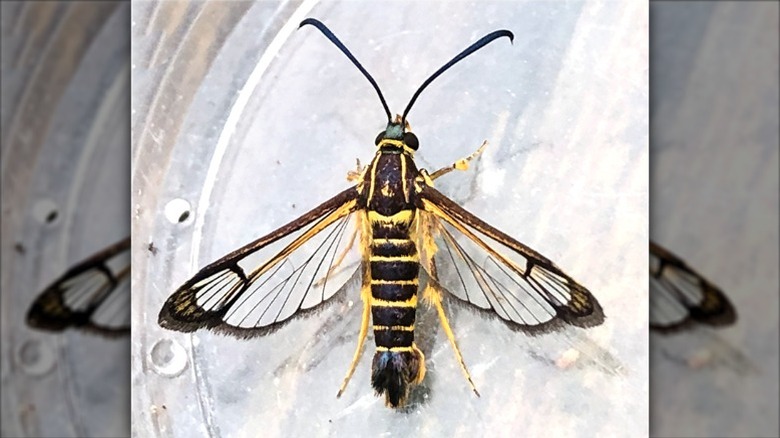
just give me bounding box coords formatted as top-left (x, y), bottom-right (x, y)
top-left (375, 121), bottom-right (419, 151)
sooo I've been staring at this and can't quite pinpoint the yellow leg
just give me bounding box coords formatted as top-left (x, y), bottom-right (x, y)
top-left (337, 275), bottom-right (372, 398)
top-left (412, 343), bottom-right (427, 384)
top-left (346, 158), bottom-right (366, 182)
top-left (429, 140), bottom-right (488, 181)
top-left (422, 266), bottom-right (480, 397)
top-left (415, 210), bottom-right (478, 395)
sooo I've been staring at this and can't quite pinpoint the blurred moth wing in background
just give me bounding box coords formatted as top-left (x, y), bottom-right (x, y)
top-left (649, 240), bottom-right (736, 333)
top-left (649, 241), bottom-right (755, 373)
top-left (26, 237), bottom-right (131, 338)
top-left (1, 1), bottom-right (129, 436)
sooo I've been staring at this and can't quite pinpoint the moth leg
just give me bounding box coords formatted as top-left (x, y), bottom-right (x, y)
top-left (429, 140), bottom-right (488, 181)
top-left (416, 213), bottom-right (480, 397)
top-left (337, 212), bottom-right (372, 397)
top-left (346, 158), bottom-right (366, 182)
top-left (422, 271), bottom-right (480, 397)
top-left (337, 271), bottom-right (371, 398)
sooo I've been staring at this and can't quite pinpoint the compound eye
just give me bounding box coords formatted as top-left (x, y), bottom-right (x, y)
top-left (403, 132), bottom-right (419, 150)
top-left (375, 131), bottom-right (386, 145)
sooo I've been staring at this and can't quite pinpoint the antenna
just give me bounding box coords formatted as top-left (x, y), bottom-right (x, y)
top-left (402, 30), bottom-right (514, 123)
top-left (299, 18), bottom-right (392, 122)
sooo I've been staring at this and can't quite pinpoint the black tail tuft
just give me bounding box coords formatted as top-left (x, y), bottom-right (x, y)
top-left (370, 345), bottom-right (426, 408)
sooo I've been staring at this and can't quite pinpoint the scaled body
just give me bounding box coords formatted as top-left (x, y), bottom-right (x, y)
top-left (361, 137), bottom-right (426, 406)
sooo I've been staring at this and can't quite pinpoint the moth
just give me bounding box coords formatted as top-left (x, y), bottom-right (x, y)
top-left (26, 236), bottom-right (131, 337)
top-left (649, 242), bottom-right (744, 372)
top-left (159, 19), bottom-right (605, 408)
top-left (649, 241), bottom-right (736, 333)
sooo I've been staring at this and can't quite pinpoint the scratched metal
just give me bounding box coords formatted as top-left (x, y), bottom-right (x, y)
top-left (131, 1), bottom-right (648, 437)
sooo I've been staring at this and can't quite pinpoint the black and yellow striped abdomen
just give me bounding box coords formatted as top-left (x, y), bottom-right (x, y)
top-left (366, 210), bottom-right (425, 407)
top-left (362, 150), bottom-right (426, 407)
top-left (370, 232), bottom-right (419, 350)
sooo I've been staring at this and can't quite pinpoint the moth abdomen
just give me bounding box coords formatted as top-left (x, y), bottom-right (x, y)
top-left (366, 205), bottom-right (425, 408)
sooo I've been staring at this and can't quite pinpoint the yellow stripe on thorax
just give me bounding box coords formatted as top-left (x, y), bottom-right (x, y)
top-left (400, 154), bottom-right (410, 203)
top-left (367, 210), bottom-right (414, 226)
top-left (367, 154), bottom-right (380, 204)
top-left (377, 139), bottom-right (416, 156)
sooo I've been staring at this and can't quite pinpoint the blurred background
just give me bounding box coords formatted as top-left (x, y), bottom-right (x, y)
top-left (649, 2), bottom-right (778, 437)
top-left (131, 1), bottom-right (646, 437)
top-left (1, 2), bottom-right (130, 437)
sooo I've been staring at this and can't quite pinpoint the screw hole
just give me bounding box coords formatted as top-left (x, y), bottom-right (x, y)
top-left (32, 199), bottom-right (59, 226)
top-left (164, 198), bottom-right (192, 225)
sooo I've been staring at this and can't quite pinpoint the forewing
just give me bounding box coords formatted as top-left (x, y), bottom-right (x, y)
top-left (417, 186), bottom-right (604, 333)
top-left (159, 187), bottom-right (364, 337)
top-left (649, 241), bottom-right (736, 332)
top-left (26, 237), bottom-right (131, 337)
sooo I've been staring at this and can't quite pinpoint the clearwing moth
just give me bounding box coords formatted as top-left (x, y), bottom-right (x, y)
top-left (159, 19), bottom-right (604, 408)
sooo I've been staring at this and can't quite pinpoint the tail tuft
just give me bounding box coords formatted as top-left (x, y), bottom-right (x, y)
top-left (370, 345), bottom-right (425, 408)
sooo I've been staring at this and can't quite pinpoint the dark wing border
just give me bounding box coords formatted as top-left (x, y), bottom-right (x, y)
top-left (26, 236), bottom-right (131, 337)
top-left (158, 186), bottom-right (362, 337)
top-left (650, 241), bottom-right (736, 333)
top-left (417, 185), bottom-right (604, 333)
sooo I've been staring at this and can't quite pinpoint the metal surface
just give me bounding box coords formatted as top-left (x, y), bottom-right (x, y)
top-left (131, 1), bottom-right (648, 437)
top-left (1, 2), bottom-right (130, 437)
top-left (649, 2), bottom-right (779, 437)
